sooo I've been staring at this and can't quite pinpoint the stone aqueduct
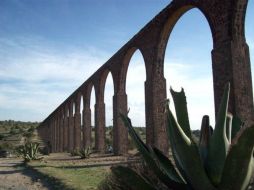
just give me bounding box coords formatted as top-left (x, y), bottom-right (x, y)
top-left (38, 0), bottom-right (254, 155)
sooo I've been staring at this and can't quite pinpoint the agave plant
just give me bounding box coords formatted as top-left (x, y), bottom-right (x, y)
top-left (16, 142), bottom-right (40, 163)
top-left (117, 83), bottom-right (254, 190)
top-left (79, 146), bottom-right (92, 159)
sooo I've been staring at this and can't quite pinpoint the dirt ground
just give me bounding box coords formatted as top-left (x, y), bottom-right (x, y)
top-left (0, 158), bottom-right (51, 190)
top-left (0, 153), bottom-right (139, 190)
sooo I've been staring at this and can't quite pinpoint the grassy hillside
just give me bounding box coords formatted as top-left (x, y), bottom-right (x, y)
top-left (0, 120), bottom-right (40, 151)
top-left (0, 120), bottom-right (145, 153)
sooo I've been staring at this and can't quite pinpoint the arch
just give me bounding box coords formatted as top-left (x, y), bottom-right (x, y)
top-left (157, 4), bottom-right (214, 62)
top-left (80, 94), bottom-right (84, 125)
top-left (90, 85), bottom-right (96, 149)
top-left (164, 8), bottom-right (214, 129)
top-left (72, 101), bottom-right (76, 116)
top-left (83, 82), bottom-right (94, 108)
top-left (73, 93), bottom-right (82, 149)
top-left (120, 47), bottom-right (147, 93)
top-left (80, 82), bottom-right (94, 149)
top-left (104, 71), bottom-right (114, 151)
top-left (125, 49), bottom-right (147, 151)
top-left (66, 103), bottom-right (70, 117)
top-left (94, 68), bottom-right (116, 103)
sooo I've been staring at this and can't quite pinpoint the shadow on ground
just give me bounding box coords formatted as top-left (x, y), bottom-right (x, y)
top-left (15, 162), bottom-right (75, 190)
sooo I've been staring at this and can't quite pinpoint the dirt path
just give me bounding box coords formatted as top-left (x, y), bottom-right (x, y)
top-left (0, 158), bottom-right (50, 190)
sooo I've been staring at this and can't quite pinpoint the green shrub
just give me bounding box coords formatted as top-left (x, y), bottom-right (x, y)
top-left (9, 127), bottom-right (19, 135)
top-left (16, 142), bottom-right (40, 163)
top-left (79, 146), bottom-right (92, 159)
top-left (115, 83), bottom-right (254, 190)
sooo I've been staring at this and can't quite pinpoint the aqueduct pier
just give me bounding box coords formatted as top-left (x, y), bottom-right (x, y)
top-left (38, 0), bottom-right (254, 155)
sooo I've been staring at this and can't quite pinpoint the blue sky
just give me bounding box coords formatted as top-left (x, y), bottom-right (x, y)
top-left (0, 0), bottom-right (253, 130)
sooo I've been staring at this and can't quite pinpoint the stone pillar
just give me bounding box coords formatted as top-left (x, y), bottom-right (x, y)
top-left (68, 102), bottom-right (74, 151)
top-left (59, 112), bottom-right (64, 152)
top-left (145, 80), bottom-right (154, 146)
top-left (45, 122), bottom-right (52, 153)
top-left (63, 106), bottom-right (69, 151)
top-left (212, 40), bottom-right (254, 127)
top-left (50, 121), bottom-right (55, 152)
top-left (145, 76), bottom-right (169, 154)
top-left (83, 104), bottom-right (92, 148)
top-left (53, 118), bottom-right (57, 152)
top-left (74, 98), bottom-right (81, 150)
top-left (56, 116), bottom-right (60, 152)
top-left (95, 101), bottom-right (106, 153)
top-left (55, 116), bottom-right (59, 152)
top-left (113, 92), bottom-right (128, 155)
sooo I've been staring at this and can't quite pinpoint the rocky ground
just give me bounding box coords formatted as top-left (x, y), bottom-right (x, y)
top-left (0, 158), bottom-right (51, 190)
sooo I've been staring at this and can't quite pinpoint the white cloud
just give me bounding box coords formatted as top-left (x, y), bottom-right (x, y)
top-left (0, 35), bottom-right (253, 130)
top-left (0, 37), bottom-right (107, 83)
top-left (0, 36), bottom-right (108, 121)
top-left (165, 61), bottom-right (215, 130)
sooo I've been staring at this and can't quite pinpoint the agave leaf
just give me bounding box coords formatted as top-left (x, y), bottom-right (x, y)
top-left (219, 126), bottom-right (254, 190)
top-left (165, 101), bottom-right (193, 186)
top-left (111, 166), bottom-right (156, 190)
top-left (226, 113), bottom-right (232, 143)
top-left (165, 103), bottom-right (216, 190)
top-left (170, 87), bottom-right (192, 138)
top-left (149, 146), bottom-right (185, 184)
top-left (199, 115), bottom-right (212, 165)
top-left (120, 114), bottom-right (187, 189)
top-left (206, 83), bottom-right (230, 185)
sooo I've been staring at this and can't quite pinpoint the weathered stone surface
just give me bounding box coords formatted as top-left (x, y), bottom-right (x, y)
top-left (83, 106), bottom-right (92, 148)
top-left (68, 102), bottom-right (74, 151)
top-left (113, 93), bottom-right (128, 155)
top-left (95, 102), bottom-right (106, 153)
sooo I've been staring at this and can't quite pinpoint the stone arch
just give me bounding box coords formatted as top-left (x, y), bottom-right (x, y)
top-left (119, 47), bottom-right (147, 93)
top-left (120, 48), bottom-right (147, 151)
top-left (80, 94), bottom-right (84, 126)
top-left (157, 3), bottom-right (214, 66)
top-left (163, 8), bottom-right (214, 128)
top-left (84, 82), bottom-right (94, 108)
top-left (97, 69), bottom-right (116, 101)
top-left (100, 70), bottom-right (114, 151)
top-left (73, 92), bottom-right (82, 149)
top-left (38, 0), bottom-right (254, 155)
top-left (81, 82), bottom-right (94, 149)
top-left (157, 0), bottom-right (254, 126)
top-left (72, 100), bottom-right (76, 116)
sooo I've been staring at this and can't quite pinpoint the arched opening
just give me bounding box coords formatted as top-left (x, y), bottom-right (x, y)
top-left (245, 0), bottom-right (254, 98)
top-left (80, 95), bottom-right (84, 143)
top-left (90, 86), bottom-right (96, 149)
top-left (73, 102), bottom-right (76, 116)
top-left (67, 108), bottom-right (70, 117)
top-left (126, 49), bottom-right (146, 153)
top-left (164, 8), bottom-right (214, 133)
top-left (104, 72), bottom-right (114, 153)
